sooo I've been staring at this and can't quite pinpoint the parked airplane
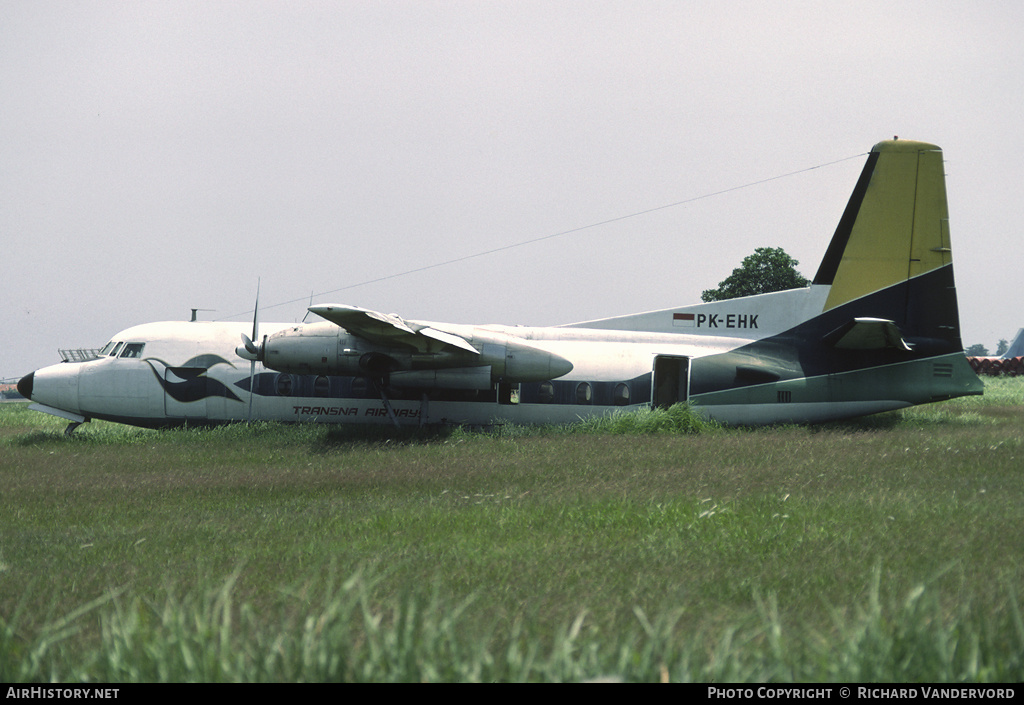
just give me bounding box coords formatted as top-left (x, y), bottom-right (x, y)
top-left (18, 139), bottom-right (983, 433)
top-left (1004, 329), bottom-right (1024, 359)
top-left (967, 327), bottom-right (1024, 377)
top-left (973, 328), bottom-right (1024, 361)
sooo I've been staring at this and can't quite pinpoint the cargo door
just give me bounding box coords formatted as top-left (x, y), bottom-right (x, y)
top-left (652, 355), bottom-right (690, 409)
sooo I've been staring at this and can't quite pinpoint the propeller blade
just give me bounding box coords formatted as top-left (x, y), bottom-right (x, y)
top-left (247, 279), bottom-right (261, 424)
top-left (301, 290), bottom-right (314, 323)
top-left (251, 279), bottom-right (261, 343)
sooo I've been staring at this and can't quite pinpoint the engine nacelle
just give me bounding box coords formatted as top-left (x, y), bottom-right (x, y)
top-left (389, 367), bottom-right (493, 390)
top-left (259, 321), bottom-right (573, 386)
top-left (474, 336), bottom-right (574, 383)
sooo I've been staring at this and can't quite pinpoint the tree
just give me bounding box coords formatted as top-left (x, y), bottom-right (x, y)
top-left (700, 247), bottom-right (810, 302)
top-left (996, 339), bottom-right (1009, 356)
top-left (965, 344), bottom-right (989, 357)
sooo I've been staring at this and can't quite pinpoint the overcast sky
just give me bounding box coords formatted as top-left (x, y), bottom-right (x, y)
top-left (3, 1), bottom-right (1022, 378)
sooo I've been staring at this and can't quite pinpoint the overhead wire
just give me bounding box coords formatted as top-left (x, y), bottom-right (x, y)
top-left (219, 152), bottom-right (868, 321)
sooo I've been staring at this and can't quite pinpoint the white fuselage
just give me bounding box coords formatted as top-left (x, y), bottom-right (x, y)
top-left (22, 285), bottom-right (964, 430)
top-left (22, 287), bottom-right (809, 428)
top-left (24, 319), bottom-right (713, 428)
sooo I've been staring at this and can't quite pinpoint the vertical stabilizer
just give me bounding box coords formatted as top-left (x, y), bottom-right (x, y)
top-left (812, 139), bottom-right (962, 349)
top-left (814, 140), bottom-right (951, 309)
top-left (1002, 329), bottom-right (1024, 359)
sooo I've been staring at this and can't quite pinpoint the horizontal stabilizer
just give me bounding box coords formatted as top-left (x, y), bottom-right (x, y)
top-left (823, 318), bottom-right (912, 351)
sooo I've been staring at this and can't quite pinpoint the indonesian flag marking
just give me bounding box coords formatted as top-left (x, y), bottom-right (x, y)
top-left (673, 313), bottom-right (695, 327)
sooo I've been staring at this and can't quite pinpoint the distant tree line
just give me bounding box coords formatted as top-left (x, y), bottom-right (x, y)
top-left (965, 340), bottom-right (1009, 357)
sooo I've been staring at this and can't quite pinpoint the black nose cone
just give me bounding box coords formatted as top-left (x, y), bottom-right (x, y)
top-left (17, 372), bottom-right (34, 400)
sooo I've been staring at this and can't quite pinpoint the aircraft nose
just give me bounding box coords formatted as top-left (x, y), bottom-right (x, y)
top-left (21, 363), bottom-right (82, 413)
top-left (17, 372), bottom-right (34, 400)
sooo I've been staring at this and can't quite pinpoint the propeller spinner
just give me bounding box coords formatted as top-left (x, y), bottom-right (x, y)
top-left (237, 279), bottom-right (263, 361)
top-left (236, 333), bottom-right (265, 361)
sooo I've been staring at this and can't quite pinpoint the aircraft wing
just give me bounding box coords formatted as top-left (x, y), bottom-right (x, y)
top-left (308, 304), bottom-right (479, 354)
top-left (823, 317), bottom-right (912, 351)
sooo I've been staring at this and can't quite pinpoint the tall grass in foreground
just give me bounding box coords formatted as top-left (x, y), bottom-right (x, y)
top-left (2, 377), bottom-right (1021, 682)
top-left (569, 402), bottom-right (718, 435)
top-left (2, 567), bottom-right (1021, 683)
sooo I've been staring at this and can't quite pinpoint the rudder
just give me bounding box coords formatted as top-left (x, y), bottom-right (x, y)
top-left (812, 139), bottom-right (962, 349)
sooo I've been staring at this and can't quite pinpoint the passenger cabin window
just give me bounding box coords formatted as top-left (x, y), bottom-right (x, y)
top-left (538, 381), bottom-right (555, 404)
top-left (575, 382), bottom-right (593, 405)
top-left (613, 383), bottom-right (630, 406)
top-left (276, 374), bottom-right (293, 397)
top-left (351, 377), bottom-right (368, 397)
top-left (119, 343), bottom-right (145, 358)
top-left (314, 375), bottom-right (330, 397)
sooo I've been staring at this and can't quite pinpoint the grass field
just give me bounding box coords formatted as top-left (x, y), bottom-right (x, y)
top-left (2, 379), bottom-right (1022, 682)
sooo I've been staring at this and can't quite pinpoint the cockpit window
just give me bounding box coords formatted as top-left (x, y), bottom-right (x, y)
top-left (110, 342), bottom-right (125, 357)
top-left (99, 341), bottom-right (117, 356)
top-left (119, 343), bottom-right (145, 358)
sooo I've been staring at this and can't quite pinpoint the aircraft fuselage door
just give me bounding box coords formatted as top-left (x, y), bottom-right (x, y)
top-left (652, 355), bottom-right (690, 409)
